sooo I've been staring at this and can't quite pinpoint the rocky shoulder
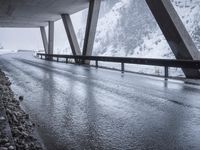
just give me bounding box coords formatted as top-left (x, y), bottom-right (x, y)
top-left (0, 69), bottom-right (44, 150)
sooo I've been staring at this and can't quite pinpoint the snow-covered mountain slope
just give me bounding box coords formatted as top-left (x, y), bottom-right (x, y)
top-left (173, 0), bottom-right (200, 50)
top-left (78, 0), bottom-right (157, 57)
top-left (133, 0), bottom-right (200, 59)
top-left (76, 0), bottom-right (200, 59)
top-left (59, 0), bottom-right (200, 76)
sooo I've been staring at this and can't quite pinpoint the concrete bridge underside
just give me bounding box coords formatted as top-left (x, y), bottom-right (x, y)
top-left (0, 0), bottom-right (200, 78)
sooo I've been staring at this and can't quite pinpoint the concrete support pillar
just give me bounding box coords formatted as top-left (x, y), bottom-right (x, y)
top-left (146, 0), bottom-right (200, 78)
top-left (48, 21), bottom-right (54, 55)
top-left (40, 26), bottom-right (48, 54)
top-left (61, 14), bottom-right (81, 55)
top-left (82, 0), bottom-right (101, 63)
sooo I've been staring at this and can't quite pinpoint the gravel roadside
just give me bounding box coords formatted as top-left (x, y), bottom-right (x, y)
top-left (0, 69), bottom-right (44, 150)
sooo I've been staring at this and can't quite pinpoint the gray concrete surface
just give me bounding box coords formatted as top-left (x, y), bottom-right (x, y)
top-left (0, 0), bottom-right (88, 27)
top-left (1, 52), bottom-right (200, 150)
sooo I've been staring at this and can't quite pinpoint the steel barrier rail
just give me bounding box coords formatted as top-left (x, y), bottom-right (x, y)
top-left (36, 53), bottom-right (200, 79)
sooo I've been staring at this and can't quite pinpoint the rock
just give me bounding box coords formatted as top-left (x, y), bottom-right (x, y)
top-left (8, 146), bottom-right (14, 150)
top-left (21, 131), bottom-right (28, 138)
top-left (6, 109), bottom-right (12, 116)
top-left (1, 69), bottom-right (43, 150)
top-left (18, 96), bottom-right (24, 101)
top-left (5, 81), bottom-right (11, 86)
top-left (0, 147), bottom-right (8, 150)
top-left (25, 114), bottom-right (29, 120)
top-left (18, 126), bottom-right (23, 131)
top-left (0, 116), bottom-right (6, 121)
top-left (11, 114), bottom-right (18, 123)
top-left (4, 143), bottom-right (10, 147)
top-left (0, 138), bottom-right (9, 144)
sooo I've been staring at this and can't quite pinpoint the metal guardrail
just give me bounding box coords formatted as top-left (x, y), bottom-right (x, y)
top-left (36, 53), bottom-right (200, 79)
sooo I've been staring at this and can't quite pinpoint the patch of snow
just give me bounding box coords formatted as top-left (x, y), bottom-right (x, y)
top-left (0, 49), bottom-right (17, 55)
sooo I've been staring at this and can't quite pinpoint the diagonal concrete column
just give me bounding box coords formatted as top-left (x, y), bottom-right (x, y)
top-left (61, 14), bottom-right (81, 55)
top-left (82, 0), bottom-right (101, 63)
top-left (146, 0), bottom-right (200, 78)
top-left (40, 26), bottom-right (48, 54)
top-left (48, 21), bottom-right (54, 55)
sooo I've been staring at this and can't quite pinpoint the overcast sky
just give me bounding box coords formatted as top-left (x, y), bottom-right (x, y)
top-left (0, 10), bottom-right (86, 51)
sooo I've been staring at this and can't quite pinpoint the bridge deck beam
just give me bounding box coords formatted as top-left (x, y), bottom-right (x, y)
top-left (146, 0), bottom-right (200, 78)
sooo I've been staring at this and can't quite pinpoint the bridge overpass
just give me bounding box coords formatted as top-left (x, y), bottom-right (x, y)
top-left (1, 0), bottom-right (200, 150)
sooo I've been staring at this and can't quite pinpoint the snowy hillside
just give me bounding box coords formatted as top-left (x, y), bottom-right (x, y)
top-left (173, 0), bottom-right (200, 50)
top-left (56, 0), bottom-right (200, 60)
top-left (35, 0), bottom-right (200, 76)
top-left (132, 0), bottom-right (200, 60)
top-left (78, 0), bottom-right (157, 57)
top-left (91, 0), bottom-right (200, 57)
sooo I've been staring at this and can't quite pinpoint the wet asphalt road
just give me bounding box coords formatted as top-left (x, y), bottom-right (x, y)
top-left (1, 52), bottom-right (200, 150)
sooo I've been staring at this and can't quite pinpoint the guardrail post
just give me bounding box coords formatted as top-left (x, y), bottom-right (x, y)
top-left (74, 58), bottom-right (81, 64)
top-left (121, 63), bottom-right (125, 73)
top-left (164, 66), bottom-right (168, 79)
top-left (95, 60), bottom-right (98, 68)
top-left (45, 55), bottom-right (48, 60)
top-left (36, 53), bottom-right (200, 79)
